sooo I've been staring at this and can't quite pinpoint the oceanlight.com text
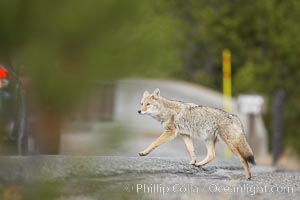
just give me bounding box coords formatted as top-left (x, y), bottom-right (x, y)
top-left (124, 183), bottom-right (294, 196)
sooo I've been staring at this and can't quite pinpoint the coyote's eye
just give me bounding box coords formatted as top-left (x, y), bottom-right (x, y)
top-left (146, 103), bottom-right (150, 106)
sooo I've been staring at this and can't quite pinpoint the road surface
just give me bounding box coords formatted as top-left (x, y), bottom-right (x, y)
top-left (0, 156), bottom-right (299, 199)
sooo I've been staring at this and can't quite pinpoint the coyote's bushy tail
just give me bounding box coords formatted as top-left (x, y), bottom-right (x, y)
top-left (237, 134), bottom-right (256, 165)
top-left (219, 116), bottom-right (256, 165)
top-left (219, 116), bottom-right (255, 180)
top-left (246, 155), bottom-right (256, 165)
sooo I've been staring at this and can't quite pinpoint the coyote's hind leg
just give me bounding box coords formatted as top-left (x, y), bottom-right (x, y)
top-left (195, 138), bottom-right (217, 167)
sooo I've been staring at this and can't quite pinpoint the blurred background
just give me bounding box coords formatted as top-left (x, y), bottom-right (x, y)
top-left (0, 0), bottom-right (300, 170)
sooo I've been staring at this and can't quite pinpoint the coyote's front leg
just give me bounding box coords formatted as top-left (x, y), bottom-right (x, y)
top-left (181, 134), bottom-right (196, 165)
top-left (139, 129), bottom-right (176, 156)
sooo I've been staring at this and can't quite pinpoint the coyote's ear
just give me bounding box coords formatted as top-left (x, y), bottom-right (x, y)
top-left (143, 90), bottom-right (150, 97)
top-left (152, 88), bottom-right (160, 98)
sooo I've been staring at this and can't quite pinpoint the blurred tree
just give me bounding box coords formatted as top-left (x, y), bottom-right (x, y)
top-left (0, 0), bottom-right (182, 153)
top-left (172, 0), bottom-right (300, 155)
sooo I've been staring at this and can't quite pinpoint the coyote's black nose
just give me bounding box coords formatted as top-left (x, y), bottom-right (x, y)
top-left (138, 110), bottom-right (141, 114)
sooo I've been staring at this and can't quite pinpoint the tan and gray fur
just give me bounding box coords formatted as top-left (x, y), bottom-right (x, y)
top-left (138, 88), bottom-right (255, 180)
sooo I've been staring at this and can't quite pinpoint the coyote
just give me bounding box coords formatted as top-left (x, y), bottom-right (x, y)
top-left (138, 88), bottom-right (255, 180)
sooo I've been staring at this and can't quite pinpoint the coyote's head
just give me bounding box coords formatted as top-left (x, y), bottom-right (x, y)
top-left (138, 88), bottom-right (162, 116)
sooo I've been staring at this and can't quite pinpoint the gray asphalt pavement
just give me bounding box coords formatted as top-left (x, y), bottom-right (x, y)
top-left (0, 156), bottom-right (299, 199)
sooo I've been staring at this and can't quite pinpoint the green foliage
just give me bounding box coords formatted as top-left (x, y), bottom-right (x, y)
top-left (24, 182), bottom-right (61, 200)
top-left (173, 0), bottom-right (300, 154)
top-left (0, 0), bottom-right (181, 111)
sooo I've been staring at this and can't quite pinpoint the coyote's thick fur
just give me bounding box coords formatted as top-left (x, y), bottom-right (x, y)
top-left (138, 88), bottom-right (255, 180)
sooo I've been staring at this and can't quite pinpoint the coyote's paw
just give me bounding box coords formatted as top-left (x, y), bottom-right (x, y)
top-left (189, 160), bottom-right (196, 165)
top-left (139, 151), bottom-right (149, 156)
top-left (194, 163), bottom-right (203, 167)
